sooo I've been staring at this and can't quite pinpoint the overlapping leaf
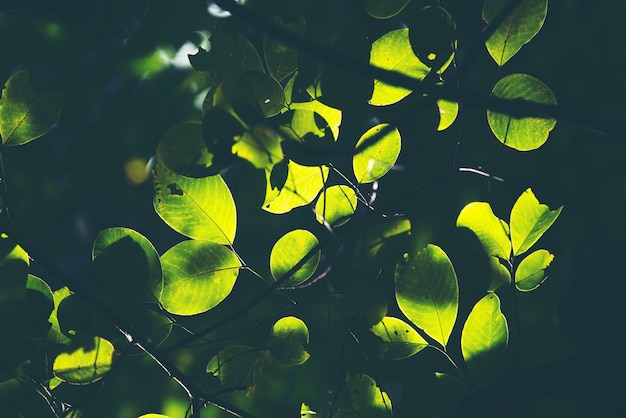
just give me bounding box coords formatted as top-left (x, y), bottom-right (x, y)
top-left (263, 161), bottom-right (329, 214)
top-left (53, 336), bottom-right (115, 385)
top-left (515, 249), bottom-right (553, 291)
top-left (371, 316), bottom-right (428, 360)
top-left (457, 202), bottom-right (511, 260)
top-left (510, 188), bottom-right (562, 255)
top-left (268, 316), bottom-right (310, 365)
top-left (270, 229), bottom-right (320, 286)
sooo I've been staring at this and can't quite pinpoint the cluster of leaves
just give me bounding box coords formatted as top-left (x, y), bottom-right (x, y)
top-left (0, 0), bottom-right (567, 417)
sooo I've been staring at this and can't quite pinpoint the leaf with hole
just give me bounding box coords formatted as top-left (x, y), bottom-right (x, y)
top-left (159, 240), bottom-right (241, 316)
top-left (395, 243), bottom-right (458, 347)
top-left (487, 73), bottom-right (557, 151)
top-left (461, 293), bottom-right (508, 387)
top-left (510, 188), bottom-right (562, 256)
top-left (371, 316), bottom-right (428, 360)
top-left (515, 249), bottom-right (553, 291)
top-left (0, 71), bottom-right (63, 146)
top-left (269, 316), bottom-right (310, 365)
top-left (457, 201), bottom-right (511, 260)
top-left (53, 336), bottom-right (115, 385)
top-left (353, 123), bottom-right (401, 184)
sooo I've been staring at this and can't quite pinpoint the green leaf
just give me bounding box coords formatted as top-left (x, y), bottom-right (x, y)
top-left (353, 123), bottom-right (401, 184)
top-left (270, 229), bottom-right (320, 286)
top-left (515, 249), bottom-right (554, 291)
top-left (47, 286), bottom-right (73, 345)
top-left (483, 0), bottom-right (548, 66)
top-left (23, 275), bottom-right (54, 337)
top-left (395, 243), bottom-right (458, 347)
top-left (457, 202), bottom-right (511, 260)
top-left (188, 31), bottom-right (263, 84)
top-left (53, 336), bottom-right (115, 385)
top-left (213, 72), bottom-right (285, 118)
top-left (0, 233), bottom-right (29, 302)
top-left (353, 219), bottom-right (411, 270)
top-left (364, 0), bottom-right (411, 19)
top-left (369, 28), bottom-right (430, 106)
top-left (206, 345), bottom-right (256, 389)
top-left (156, 122), bottom-right (213, 178)
top-left (92, 227), bottom-right (162, 304)
top-left (487, 73), bottom-right (557, 151)
top-left (263, 161), bottom-right (329, 214)
top-left (128, 309), bottom-right (173, 346)
top-left (153, 163), bottom-right (237, 244)
top-left (301, 404), bottom-right (317, 417)
top-left (232, 125), bottom-right (284, 170)
top-left (344, 373), bottom-right (392, 418)
top-left (268, 316), bottom-right (310, 365)
top-left (0, 71), bottom-right (63, 146)
top-left (159, 240), bottom-right (241, 316)
top-left (315, 185), bottom-right (357, 227)
top-left (371, 316), bottom-right (428, 360)
top-left (437, 98), bottom-right (459, 131)
top-left (263, 16), bottom-right (303, 82)
top-left (510, 188), bottom-right (562, 256)
top-left (461, 293), bottom-right (508, 387)
top-left (290, 100), bottom-right (342, 140)
top-left (409, 6), bottom-right (457, 71)
top-left (488, 256), bottom-right (512, 292)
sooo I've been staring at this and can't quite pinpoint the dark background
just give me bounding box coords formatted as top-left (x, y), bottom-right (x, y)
top-left (1, 1), bottom-right (624, 417)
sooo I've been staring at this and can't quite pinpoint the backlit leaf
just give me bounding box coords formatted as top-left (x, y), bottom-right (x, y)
top-left (483, 0), bottom-right (548, 66)
top-left (515, 249), bottom-right (553, 291)
top-left (461, 293), bottom-right (508, 387)
top-left (0, 71), bottom-right (63, 146)
top-left (510, 188), bottom-right (562, 256)
top-left (371, 316), bottom-right (428, 360)
top-left (232, 125), bottom-right (283, 170)
top-left (159, 240), bottom-right (241, 316)
top-left (315, 185), bottom-right (357, 227)
top-left (290, 99), bottom-right (342, 140)
top-left (488, 256), bottom-right (511, 292)
top-left (53, 336), bottom-right (115, 385)
top-left (206, 345), bottom-right (256, 389)
top-left (269, 316), bottom-right (310, 365)
top-left (487, 73), bottom-right (557, 151)
top-left (395, 243), bottom-right (458, 347)
top-left (344, 373), bottom-right (392, 418)
top-left (369, 28), bottom-right (430, 106)
top-left (0, 233), bottom-right (29, 302)
top-left (270, 229), bottom-right (320, 286)
top-left (353, 123), bottom-right (401, 184)
top-left (457, 202), bottom-right (511, 260)
top-left (47, 286), bottom-right (72, 345)
top-left (153, 163), bottom-right (237, 244)
top-left (263, 161), bottom-right (329, 214)
top-left (437, 98), bottom-right (459, 131)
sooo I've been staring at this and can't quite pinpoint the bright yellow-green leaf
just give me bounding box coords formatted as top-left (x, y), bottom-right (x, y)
top-left (0, 233), bottom-right (29, 302)
top-left (53, 337), bottom-right (115, 385)
top-left (290, 100), bottom-right (342, 140)
top-left (263, 161), bottom-right (329, 214)
top-left (138, 414), bottom-right (170, 418)
top-left (156, 122), bottom-right (213, 178)
top-left (515, 249), bottom-right (554, 291)
top-left (353, 123), bottom-right (401, 184)
top-left (488, 256), bottom-right (511, 292)
top-left (395, 244), bottom-right (458, 347)
top-left (345, 373), bottom-right (392, 418)
top-left (510, 188), bottom-right (562, 256)
top-left (437, 98), bottom-right (459, 131)
top-left (369, 28), bottom-right (430, 106)
top-left (315, 185), bottom-right (357, 227)
top-left (232, 125), bottom-right (283, 169)
top-left (0, 71), bottom-right (63, 146)
top-left (270, 229), bottom-right (320, 286)
top-left (206, 345), bottom-right (256, 389)
top-left (301, 404), bottom-right (317, 417)
top-left (153, 163), bottom-right (237, 244)
top-left (47, 286), bottom-right (72, 345)
top-left (487, 73), bottom-right (557, 151)
top-left (269, 316), bottom-right (310, 365)
top-left (371, 316), bottom-right (428, 360)
top-left (461, 293), bottom-right (508, 387)
top-left (483, 0), bottom-right (548, 66)
top-left (364, 0), bottom-right (411, 19)
top-left (457, 202), bottom-right (511, 260)
top-left (159, 240), bottom-right (241, 316)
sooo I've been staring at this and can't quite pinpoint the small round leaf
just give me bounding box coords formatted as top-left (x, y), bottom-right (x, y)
top-left (315, 185), bottom-right (357, 227)
top-left (53, 336), bottom-right (115, 385)
top-left (353, 124), bottom-right (401, 184)
top-left (270, 229), bottom-right (320, 286)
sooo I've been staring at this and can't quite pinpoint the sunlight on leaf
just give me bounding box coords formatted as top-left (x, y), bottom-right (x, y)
top-left (263, 161), bottom-right (329, 214)
top-left (461, 293), bottom-right (508, 387)
top-left (232, 125), bottom-right (283, 170)
top-left (487, 73), bottom-right (557, 151)
top-left (371, 316), bottom-right (428, 360)
top-left (53, 336), bottom-right (115, 385)
top-left (353, 123), bottom-right (401, 184)
top-left (488, 256), bottom-right (511, 292)
top-left (483, 0), bottom-right (548, 66)
top-left (159, 240), bottom-right (241, 316)
top-left (47, 286), bottom-right (72, 345)
top-left (369, 28), bottom-right (430, 106)
top-left (364, 0), bottom-right (411, 19)
top-left (437, 98), bottom-right (459, 131)
top-left (270, 229), bottom-right (320, 286)
top-left (510, 188), bottom-right (562, 256)
top-left (153, 163), bottom-right (237, 244)
top-left (206, 345), bottom-right (256, 389)
top-left (315, 185), bottom-right (357, 227)
top-left (457, 202), bottom-right (511, 260)
top-left (269, 316), bottom-right (310, 365)
top-left (515, 249), bottom-right (553, 291)
top-left (395, 243), bottom-right (458, 347)
top-left (0, 71), bottom-right (63, 146)
top-left (343, 373), bottom-right (392, 418)
top-left (0, 233), bottom-right (29, 302)
top-left (290, 100), bottom-right (342, 140)
top-left (301, 403), bottom-right (317, 417)
top-left (139, 414), bottom-right (170, 418)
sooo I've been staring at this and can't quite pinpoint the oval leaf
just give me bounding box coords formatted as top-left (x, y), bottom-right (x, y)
top-left (487, 73), bottom-right (557, 151)
top-left (395, 243), bottom-right (458, 347)
top-left (515, 249), bottom-right (553, 291)
top-left (345, 373), bottom-right (392, 418)
top-left (409, 6), bottom-right (457, 71)
top-left (263, 161), bottom-right (329, 214)
top-left (270, 229), bottom-right (320, 286)
top-left (369, 28), bottom-right (430, 106)
top-left (53, 336), bottom-right (115, 385)
top-left (153, 163), bottom-right (237, 244)
top-left (263, 16), bottom-right (303, 82)
top-left (371, 316), bottom-right (428, 360)
top-left (364, 0), bottom-right (411, 19)
top-left (269, 316), bottom-right (310, 365)
top-left (353, 123), bottom-right (401, 184)
top-left (0, 71), bottom-right (63, 146)
top-left (461, 293), bottom-right (508, 387)
top-left (437, 98), bottom-right (459, 131)
top-left (457, 202), bottom-right (511, 260)
top-left (156, 122), bottom-right (213, 178)
top-left (206, 345), bottom-right (256, 389)
top-left (510, 188), bottom-right (562, 256)
top-left (315, 185), bottom-right (357, 227)
top-left (483, 0), bottom-right (548, 66)
top-left (159, 240), bottom-right (241, 316)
